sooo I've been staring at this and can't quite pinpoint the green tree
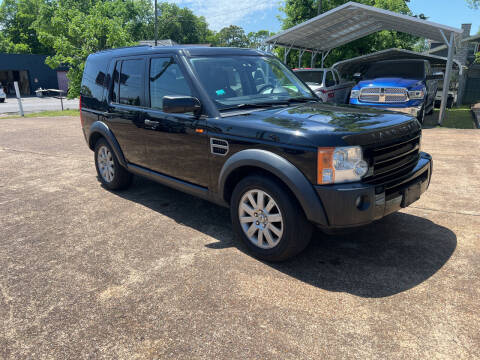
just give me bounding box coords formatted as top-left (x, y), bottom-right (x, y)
top-left (156, 2), bottom-right (210, 44)
top-left (278, 0), bottom-right (426, 68)
top-left (0, 0), bottom-right (52, 54)
top-left (35, 0), bottom-right (153, 98)
top-left (213, 25), bottom-right (250, 47)
top-left (247, 30), bottom-right (274, 51)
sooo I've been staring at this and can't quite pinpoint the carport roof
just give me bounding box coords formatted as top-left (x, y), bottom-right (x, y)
top-left (332, 48), bottom-right (463, 75)
top-left (266, 1), bottom-right (462, 52)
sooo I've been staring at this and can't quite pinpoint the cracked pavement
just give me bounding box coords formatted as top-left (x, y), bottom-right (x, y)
top-left (0, 116), bottom-right (479, 359)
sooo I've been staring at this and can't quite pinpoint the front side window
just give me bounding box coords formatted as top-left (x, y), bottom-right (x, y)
top-left (149, 57), bottom-right (192, 110)
top-left (188, 56), bottom-right (315, 110)
top-left (118, 59), bottom-right (144, 106)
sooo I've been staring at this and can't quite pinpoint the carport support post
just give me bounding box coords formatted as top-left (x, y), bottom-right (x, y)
top-left (439, 32), bottom-right (455, 126)
top-left (298, 50), bottom-right (305, 68)
top-left (14, 81), bottom-right (24, 117)
top-left (311, 51), bottom-right (317, 68)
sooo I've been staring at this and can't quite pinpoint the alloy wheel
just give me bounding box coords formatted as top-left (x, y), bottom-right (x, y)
top-left (97, 145), bottom-right (115, 183)
top-left (238, 189), bottom-right (284, 249)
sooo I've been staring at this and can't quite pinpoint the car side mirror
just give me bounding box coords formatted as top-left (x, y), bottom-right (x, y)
top-left (162, 96), bottom-right (201, 116)
top-left (353, 72), bottom-right (362, 80)
top-left (426, 72), bottom-right (444, 80)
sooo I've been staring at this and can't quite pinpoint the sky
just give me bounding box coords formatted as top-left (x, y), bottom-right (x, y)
top-left (168, 0), bottom-right (480, 36)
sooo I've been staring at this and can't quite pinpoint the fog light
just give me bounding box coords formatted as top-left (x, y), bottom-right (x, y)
top-left (354, 160), bottom-right (368, 177)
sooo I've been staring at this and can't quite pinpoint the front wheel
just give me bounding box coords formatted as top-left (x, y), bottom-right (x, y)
top-left (0, 98), bottom-right (5, 103)
top-left (94, 138), bottom-right (132, 190)
top-left (230, 175), bottom-right (312, 261)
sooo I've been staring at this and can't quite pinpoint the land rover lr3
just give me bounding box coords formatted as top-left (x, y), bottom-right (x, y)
top-left (80, 46), bottom-right (433, 261)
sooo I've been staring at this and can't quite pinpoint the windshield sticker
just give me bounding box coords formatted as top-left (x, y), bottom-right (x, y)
top-left (216, 89), bottom-right (226, 96)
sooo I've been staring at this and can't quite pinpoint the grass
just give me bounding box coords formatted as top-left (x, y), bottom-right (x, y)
top-left (436, 106), bottom-right (476, 129)
top-left (1, 109), bottom-right (79, 119)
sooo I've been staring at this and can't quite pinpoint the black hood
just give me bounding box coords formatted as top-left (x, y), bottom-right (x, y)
top-left (214, 102), bottom-right (421, 148)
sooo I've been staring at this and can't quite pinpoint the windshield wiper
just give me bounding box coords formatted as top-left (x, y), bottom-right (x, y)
top-left (218, 98), bottom-right (316, 112)
top-left (219, 102), bottom-right (286, 112)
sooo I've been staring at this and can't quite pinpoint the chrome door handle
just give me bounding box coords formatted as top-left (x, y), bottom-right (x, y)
top-left (144, 119), bottom-right (160, 126)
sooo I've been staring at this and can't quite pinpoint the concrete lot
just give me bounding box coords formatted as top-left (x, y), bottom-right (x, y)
top-left (0, 96), bottom-right (79, 115)
top-left (0, 116), bottom-right (479, 359)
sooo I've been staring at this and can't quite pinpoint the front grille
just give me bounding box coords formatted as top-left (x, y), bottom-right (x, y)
top-left (359, 87), bottom-right (408, 103)
top-left (362, 135), bottom-right (421, 187)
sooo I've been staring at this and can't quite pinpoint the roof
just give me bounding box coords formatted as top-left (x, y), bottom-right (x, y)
top-left (91, 46), bottom-right (267, 58)
top-left (139, 39), bottom-right (178, 46)
top-left (266, 1), bottom-right (462, 52)
top-left (332, 48), bottom-right (463, 75)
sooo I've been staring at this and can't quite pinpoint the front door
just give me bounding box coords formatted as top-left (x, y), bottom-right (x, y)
top-left (143, 56), bottom-right (209, 187)
top-left (104, 58), bottom-right (148, 167)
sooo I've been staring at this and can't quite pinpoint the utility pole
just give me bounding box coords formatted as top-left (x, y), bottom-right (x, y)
top-left (317, 0), bottom-right (322, 15)
top-left (154, 0), bottom-right (158, 46)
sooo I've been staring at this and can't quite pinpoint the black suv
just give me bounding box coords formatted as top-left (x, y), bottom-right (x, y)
top-left (80, 46), bottom-right (432, 261)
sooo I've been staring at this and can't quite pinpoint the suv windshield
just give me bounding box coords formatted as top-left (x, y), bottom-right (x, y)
top-left (294, 70), bottom-right (324, 85)
top-left (188, 56), bottom-right (315, 110)
top-left (364, 61), bottom-right (425, 80)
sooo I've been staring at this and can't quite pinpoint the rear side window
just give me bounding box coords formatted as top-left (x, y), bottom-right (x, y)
top-left (149, 57), bottom-right (192, 110)
top-left (118, 59), bottom-right (144, 106)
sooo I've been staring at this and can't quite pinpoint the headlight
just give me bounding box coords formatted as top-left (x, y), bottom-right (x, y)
top-left (408, 89), bottom-right (425, 99)
top-left (317, 146), bottom-right (369, 184)
top-left (350, 89), bottom-right (360, 99)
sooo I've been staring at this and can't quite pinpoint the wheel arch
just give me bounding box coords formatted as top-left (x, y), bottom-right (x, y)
top-left (88, 121), bottom-right (127, 168)
top-left (218, 149), bottom-right (328, 226)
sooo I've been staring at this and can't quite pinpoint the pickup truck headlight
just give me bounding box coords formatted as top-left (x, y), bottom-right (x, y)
top-left (350, 90), bottom-right (360, 99)
top-left (408, 89), bottom-right (425, 99)
top-left (317, 146), bottom-right (368, 184)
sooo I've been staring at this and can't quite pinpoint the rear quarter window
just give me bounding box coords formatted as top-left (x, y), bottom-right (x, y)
top-left (81, 55), bottom-right (109, 109)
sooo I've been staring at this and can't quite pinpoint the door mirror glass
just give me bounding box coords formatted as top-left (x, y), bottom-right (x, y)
top-left (427, 72), bottom-right (444, 80)
top-left (162, 95), bottom-right (201, 115)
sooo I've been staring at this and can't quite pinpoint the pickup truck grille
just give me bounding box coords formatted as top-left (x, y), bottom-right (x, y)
top-left (359, 87), bottom-right (408, 103)
top-left (362, 135), bottom-right (421, 186)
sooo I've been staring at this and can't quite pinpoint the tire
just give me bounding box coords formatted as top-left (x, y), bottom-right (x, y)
top-left (0, 98), bottom-right (5, 103)
top-left (230, 175), bottom-right (313, 262)
top-left (94, 138), bottom-right (132, 190)
top-left (417, 105), bottom-right (425, 124)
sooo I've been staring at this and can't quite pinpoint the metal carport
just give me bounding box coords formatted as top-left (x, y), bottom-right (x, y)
top-left (332, 48), bottom-right (463, 77)
top-left (266, 1), bottom-right (463, 125)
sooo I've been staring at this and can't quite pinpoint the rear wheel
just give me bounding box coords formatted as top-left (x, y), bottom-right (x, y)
top-left (0, 98), bottom-right (5, 103)
top-left (230, 175), bottom-right (312, 261)
top-left (94, 138), bottom-right (132, 190)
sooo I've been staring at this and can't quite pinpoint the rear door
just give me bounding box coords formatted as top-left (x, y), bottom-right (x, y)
top-left (104, 58), bottom-right (149, 167)
top-left (143, 55), bottom-right (209, 186)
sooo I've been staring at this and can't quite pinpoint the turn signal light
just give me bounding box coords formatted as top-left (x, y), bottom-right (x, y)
top-left (317, 148), bottom-right (335, 184)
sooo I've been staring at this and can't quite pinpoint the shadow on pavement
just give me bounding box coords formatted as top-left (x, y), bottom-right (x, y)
top-left (111, 176), bottom-right (457, 298)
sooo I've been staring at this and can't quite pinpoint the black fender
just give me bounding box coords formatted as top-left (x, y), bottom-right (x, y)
top-left (88, 121), bottom-right (127, 168)
top-left (218, 149), bottom-right (328, 226)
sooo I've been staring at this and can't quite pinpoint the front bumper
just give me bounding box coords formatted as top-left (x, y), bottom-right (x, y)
top-left (314, 152), bottom-right (432, 229)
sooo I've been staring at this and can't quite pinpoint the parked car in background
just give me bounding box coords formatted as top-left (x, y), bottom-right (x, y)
top-left (80, 46), bottom-right (433, 261)
top-left (349, 59), bottom-right (443, 123)
top-left (293, 68), bottom-right (354, 103)
top-left (0, 86), bottom-right (6, 103)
